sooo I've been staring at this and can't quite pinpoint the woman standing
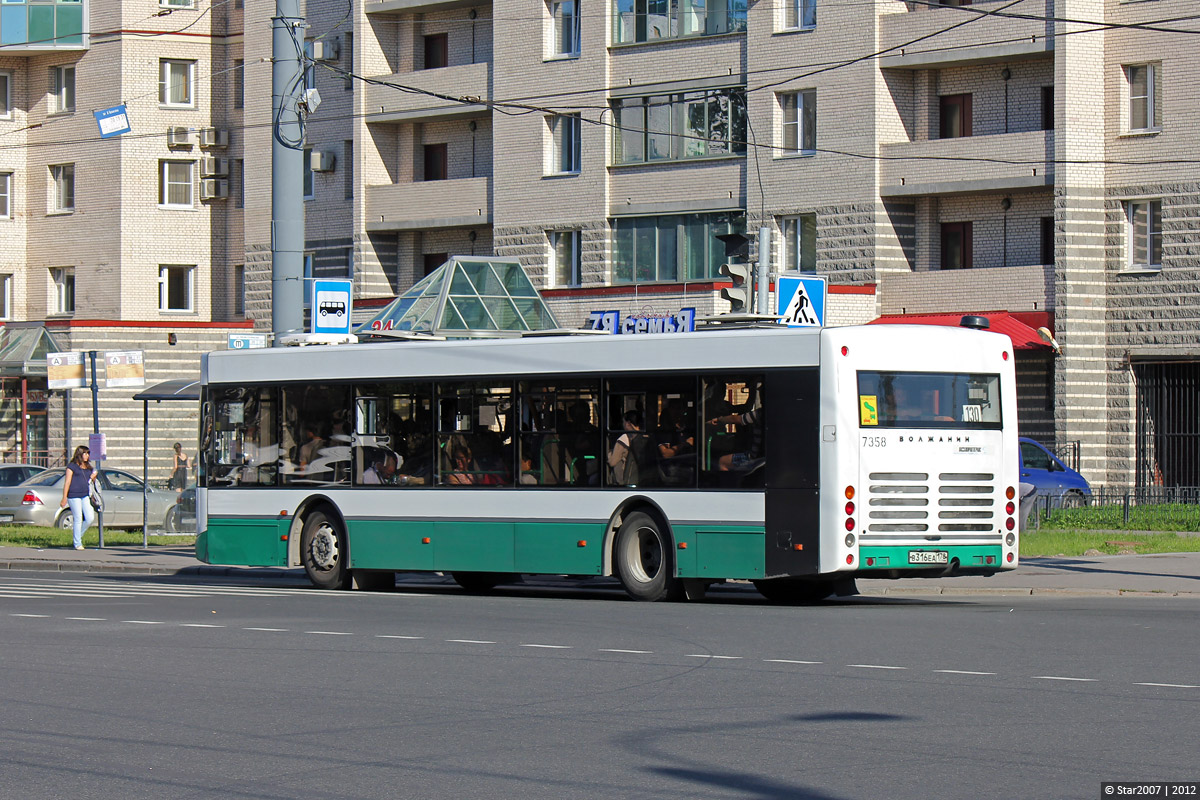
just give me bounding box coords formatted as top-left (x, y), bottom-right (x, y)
top-left (59, 445), bottom-right (97, 551)
top-left (171, 442), bottom-right (190, 492)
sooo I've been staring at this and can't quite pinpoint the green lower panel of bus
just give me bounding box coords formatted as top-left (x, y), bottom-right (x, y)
top-left (859, 545), bottom-right (1004, 570)
top-left (672, 526), bottom-right (765, 580)
top-left (198, 518), bottom-right (290, 567)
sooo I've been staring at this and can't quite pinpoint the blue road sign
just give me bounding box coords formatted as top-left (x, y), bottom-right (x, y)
top-left (94, 105), bottom-right (131, 139)
top-left (312, 279), bottom-right (353, 335)
top-left (777, 274), bottom-right (827, 328)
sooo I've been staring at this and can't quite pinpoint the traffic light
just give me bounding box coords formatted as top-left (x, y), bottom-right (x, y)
top-left (719, 262), bottom-right (752, 314)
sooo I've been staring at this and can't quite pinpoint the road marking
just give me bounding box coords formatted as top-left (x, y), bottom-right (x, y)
top-left (599, 649), bottom-right (652, 654)
top-left (180, 623), bottom-right (225, 628)
top-left (686, 654), bottom-right (743, 660)
top-left (244, 627), bottom-right (288, 632)
top-left (9, 613), bottom-right (49, 618)
top-left (1033, 676), bottom-right (1097, 682)
top-left (764, 659), bottom-right (822, 665)
top-left (123, 620), bottom-right (165, 625)
top-left (520, 644), bottom-right (572, 649)
top-left (376, 635), bottom-right (423, 640)
top-left (304, 631), bottom-right (352, 636)
top-left (848, 664), bottom-right (907, 670)
top-left (935, 670), bottom-right (997, 676)
top-left (65, 617), bottom-right (106, 621)
top-left (1134, 682), bottom-right (1199, 689)
top-left (447, 639), bottom-right (496, 644)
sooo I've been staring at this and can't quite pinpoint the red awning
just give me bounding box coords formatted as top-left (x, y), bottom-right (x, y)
top-left (869, 311), bottom-right (1054, 350)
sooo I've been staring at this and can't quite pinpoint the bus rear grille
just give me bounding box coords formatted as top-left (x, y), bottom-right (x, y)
top-left (863, 471), bottom-right (1000, 542)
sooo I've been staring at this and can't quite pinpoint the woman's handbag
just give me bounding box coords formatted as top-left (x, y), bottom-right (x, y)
top-left (89, 483), bottom-right (104, 513)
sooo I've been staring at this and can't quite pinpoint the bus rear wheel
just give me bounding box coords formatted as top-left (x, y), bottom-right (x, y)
top-left (753, 578), bottom-right (836, 604)
top-left (300, 510), bottom-right (350, 590)
top-left (614, 511), bottom-right (681, 602)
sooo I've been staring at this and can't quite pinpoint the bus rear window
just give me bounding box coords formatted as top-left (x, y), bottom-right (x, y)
top-left (857, 371), bottom-right (1001, 429)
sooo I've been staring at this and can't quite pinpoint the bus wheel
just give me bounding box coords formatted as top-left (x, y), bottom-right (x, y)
top-left (614, 511), bottom-right (681, 602)
top-left (451, 572), bottom-right (512, 593)
top-left (753, 578), bottom-right (835, 604)
top-left (300, 510), bottom-right (350, 590)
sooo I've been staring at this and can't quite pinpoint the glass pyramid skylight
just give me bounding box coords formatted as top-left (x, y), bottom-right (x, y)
top-left (357, 257), bottom-right (559, 337)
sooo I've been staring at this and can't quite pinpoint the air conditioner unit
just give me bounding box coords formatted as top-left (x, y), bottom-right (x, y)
top-left (310, 150), bottom-right (336, 173)
top-left (166, 126), bottom-right (192, 147)
top-left (200, 178), bottom-right (229, 200)
top-left (201, 157), bottom-right (229, 177)
top-left (199, 127), bottom-right (229, 148)
top-left (310, 40), bottom-right (340, 62)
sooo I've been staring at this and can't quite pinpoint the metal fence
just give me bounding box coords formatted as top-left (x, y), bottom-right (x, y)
top-left (1024, 485), bottom-right (1200, 532)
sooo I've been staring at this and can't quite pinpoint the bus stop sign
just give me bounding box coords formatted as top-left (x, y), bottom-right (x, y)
top-left (311, 279), bottom-right (353, 336)
top-left (777, 274), bottom-right (827, 328)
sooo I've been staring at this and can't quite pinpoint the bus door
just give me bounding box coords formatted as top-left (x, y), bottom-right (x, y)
top-left (763, 368), bottom-right (821, 577)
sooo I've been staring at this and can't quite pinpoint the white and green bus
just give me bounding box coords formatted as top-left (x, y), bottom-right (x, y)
top-left (196, 320), bottom-right (1019, 601)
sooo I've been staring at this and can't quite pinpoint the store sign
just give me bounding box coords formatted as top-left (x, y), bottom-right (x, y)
top-left (586, 308), bottom-right (696, 335)
top-left (47, 352), bottom-right (86, 390)
top-left (105, 350), bottom-right (145, 388)
top-left (228, 333), bottom-right (268, 350)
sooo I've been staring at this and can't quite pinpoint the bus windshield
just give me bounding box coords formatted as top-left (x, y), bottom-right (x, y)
top-left (857, 371), bottom-right (1002, 429)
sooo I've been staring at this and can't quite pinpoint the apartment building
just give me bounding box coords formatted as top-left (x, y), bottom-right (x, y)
top-left (0, 0), bottom-right (251, 475)
top-left (276, 0), bottom-right (1196, 490)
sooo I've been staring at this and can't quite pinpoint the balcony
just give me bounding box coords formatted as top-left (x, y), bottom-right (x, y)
top-left (878, 0), bottom-right (1052, 69)
top-left (880, 130), bottom-right (1053, 197)
top-left (879, 263), bottom-right (1054, 316)
top-left (365, 177), bottom-right (492, 232)
top-left (366, 62), bottom-right (490, 124)
top-left (365, 0), bottom-right (482, 14)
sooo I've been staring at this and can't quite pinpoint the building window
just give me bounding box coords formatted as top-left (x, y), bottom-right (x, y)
top-left (235, 264), bottom-right (245, 316)
top-left (344, 32), bottom-right (354, 90)
top-left (51, 267), bottom-right (74, 315)
top-left (0, 172), bottom-right (10, 219)
top-left (424, 252), bottom-right (448, 277)
top-left (781, 214), bottom-right (816, 272)
top-left (0, 274), bottom-right (10, 320)
top-left (49, 164), bottom-right (74, 212)
top-left (344, 140), bottom-right (354, 199)
top-left (303, 41), bottom-right (317, 91)
top-left (233, 59), bottom-right (244, 109)
top-left (1040, 216), bottom-right (1054, 266)
top-left (550, 230), bottom-right (581, 286)
top-left (159, 265), bottom-right (194, 312)
top-left (550, 0), bottom-right (580, 57)
top-left (1041, 86), bottom-right (1054, 131)
top-left (779, 90), bottom-right (815, 155)
top-left (1126, 64), bottom-right (1160, 131)
top-left (781, 0), bottom-right (815, 30)
top-left (160, 60), bottom-right (195, 107)
top-left (1126, 199), bottom-right (1162, 270)
top-left (159, 160), bottom-right (194, 207)
top-left (940, 221), bottom-right (973, 270)
top-left (423, 143), bottom-right (448, 181)
top-left (613, 211), bottom-right (744, 283)
top-left (0, 72), bottom-right (10, 119)
top-left (547, 114), bottom-right (581, 174)
top-left (613, 89), bottom-right (746, 164)
top-left (423, 33), bottom-right (448, 70)
top-left (234, 158), bottom-right (244, 208)
top-left (303, 148), bottom-right (313, 198)
top-left (939, 93), bottom-right (972, 139)
top-left (614, 0), bottom-right (746, 43)
top-left (50, 66), bottom-right (75, 114)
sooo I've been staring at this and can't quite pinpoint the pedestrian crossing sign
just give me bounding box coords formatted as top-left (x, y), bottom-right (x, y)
top-left (777, 274), bottom-right (827, 328)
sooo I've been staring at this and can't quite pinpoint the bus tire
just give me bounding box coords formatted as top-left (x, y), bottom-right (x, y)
top-left (753, 578), bottom-right (835, 604)
top-left (614, 511), bottom-right (682, 602)
top-left (451, 572), bottom-right (512, 593)
top-left (300, 510), bottom-right (351, 590)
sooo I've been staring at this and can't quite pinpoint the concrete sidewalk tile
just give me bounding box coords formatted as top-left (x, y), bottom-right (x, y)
top-left (1032, 587), bottom-right (1120, 597)
top-left (881, 585), bottom-right (944, 595)
top-left (941, 587), bottom-right (1033, 596)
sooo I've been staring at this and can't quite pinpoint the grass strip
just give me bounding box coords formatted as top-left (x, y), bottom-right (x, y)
top-left (0, 525), bottom-right (194, 549)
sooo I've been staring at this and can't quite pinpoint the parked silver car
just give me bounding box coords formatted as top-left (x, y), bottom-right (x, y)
top-left (0, 463), bottom-right (44, 487)
top-left (0, 468), bottom-right (178, 531)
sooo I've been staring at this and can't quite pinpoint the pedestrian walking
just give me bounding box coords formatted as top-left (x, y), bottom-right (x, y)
top-left (60, 445), bottom-right (98, 551)
top-left (171, 442), bottom-right (190, 492)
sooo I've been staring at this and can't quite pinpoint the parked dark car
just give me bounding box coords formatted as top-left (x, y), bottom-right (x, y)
top-left (165, 484), bottom-right (196, 533)
top-left (1019, 437), bottom-right (1092, 507)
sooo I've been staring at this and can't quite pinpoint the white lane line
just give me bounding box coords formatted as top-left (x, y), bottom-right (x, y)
top-left (935, 670), bottom-right (997, 676)
top-left (685, 654), bottom-right (743, 660)
top-left (244, 627), bottom-right (288, 632)
top-left (65, 617), bottom-right (106, 621)
top-left (304, 631), bottom-right (353, 636)
top-left (764, 659), bottom-right (822, 665)
top-left (848, 664), bottom-right (907, 670)
top-left (1033, 676), bottom-right (1098, 682)
top-left (447, 639), bottom-right (496, 644)
top-left (9, 613), bottom-right (49, 618)
top-left (180, 623), bottom-right (226, 628)
top-left (1134, 682), bottom-right (1199, 689)
top-left (599, 649), bottom-right (653, 654)
top-left (520, 644), bottom-right (572, 649)
top-left (123, 620), bottom-right (165, 625)
top-left (376, 635), bottom-right (424, 640)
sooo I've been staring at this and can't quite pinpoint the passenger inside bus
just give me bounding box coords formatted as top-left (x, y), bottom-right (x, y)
top-left (608, 410), bottom-right (650, 486)
top-left (655, 399), bottom-right (695, 485)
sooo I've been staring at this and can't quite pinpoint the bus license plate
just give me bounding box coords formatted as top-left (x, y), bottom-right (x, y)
top-left (909, 550), bottom-right (948, 565)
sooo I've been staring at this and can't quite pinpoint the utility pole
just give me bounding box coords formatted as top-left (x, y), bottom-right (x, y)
top-left (271, 0), bottom-right (306, 344)
top-left (756, 226), bottom-right (770, 316)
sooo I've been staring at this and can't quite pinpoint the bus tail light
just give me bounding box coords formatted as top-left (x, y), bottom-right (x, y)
top-left (844, 533), bottom-right (855, 547)
top-left (844, 486), bottom-right (855, 500)
top-left (844, 518), bottom-right (855, 532)
top-left (841, 346), bottom-right (848, 356)
top-left (1005, 501), bottom-right (1015, 515)
top-left (1006, 552), bottom-right (1014, 563)
top-left (1005, 517), bottom-right (1015, 531)
top-left (846, 554), bottom-right (854, 565)
top-left (845, 501), bottom-right (855, 515)
top-left (1006, 486), bottom-right (1016, 500)
top-left (866, 557), bottom-right (874, 566)
top-left (1005, 533), bottom-right (1015, 547)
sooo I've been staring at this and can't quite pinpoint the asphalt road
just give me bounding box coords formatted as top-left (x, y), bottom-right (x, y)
top-left (0, 571), bottom-right (1197, 800)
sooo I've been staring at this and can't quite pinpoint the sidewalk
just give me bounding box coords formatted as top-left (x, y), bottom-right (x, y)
top-left (2, 544), bottom-right (1199, 597)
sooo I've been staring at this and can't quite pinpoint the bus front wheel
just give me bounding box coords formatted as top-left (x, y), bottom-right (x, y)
top-left (300, 510), bottom-right (351, 590)
top-left (753, 578), bottom-right (836, 604)
top-left (614, 511), bottom-right (682, 602)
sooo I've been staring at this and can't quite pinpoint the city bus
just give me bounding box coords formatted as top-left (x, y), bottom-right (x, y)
top-left (195, 320), bottom-right (1019, 602)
